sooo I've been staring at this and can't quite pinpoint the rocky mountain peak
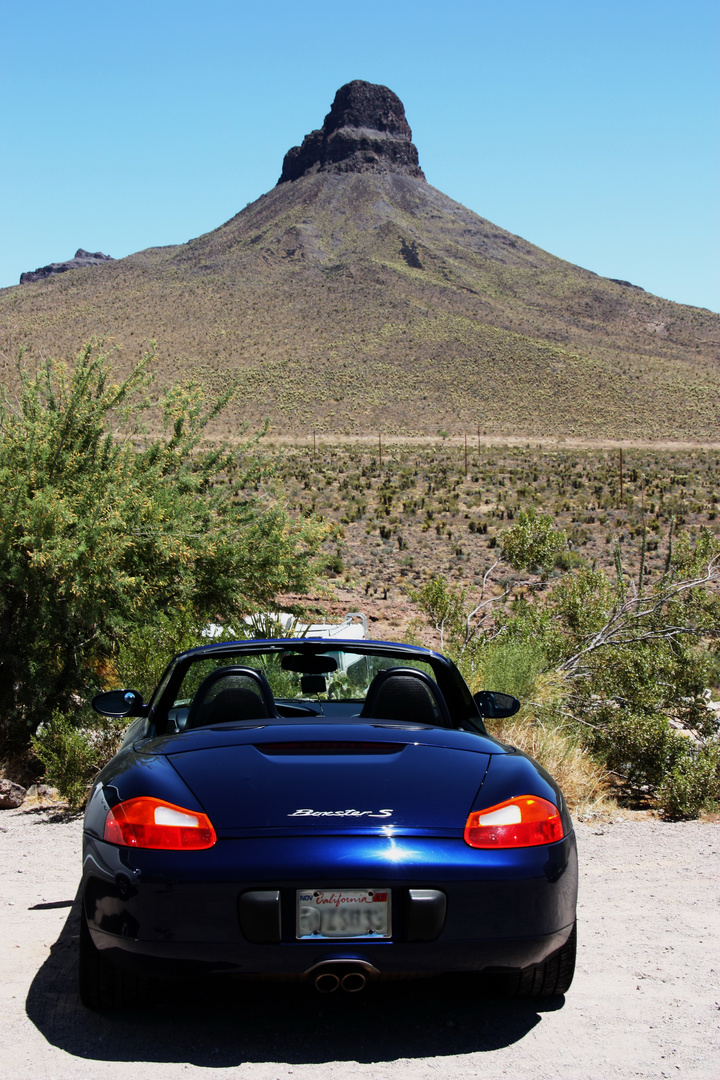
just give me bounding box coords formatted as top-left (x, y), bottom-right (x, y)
top-left (20, 248), bottom-right (113, 285)
top-left (278, 80), bottom-right (425, 184)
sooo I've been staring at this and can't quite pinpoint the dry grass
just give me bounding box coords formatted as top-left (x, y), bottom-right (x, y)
top-left (488, 715), bottom-right (610, 815)
top-left (483, 670), bottom-right (610, 815)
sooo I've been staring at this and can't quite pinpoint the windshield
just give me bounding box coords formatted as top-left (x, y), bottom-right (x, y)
top-left (171, 650), bottom-right (436, 709)
top-left (150, 641), bottom-right (480, 735)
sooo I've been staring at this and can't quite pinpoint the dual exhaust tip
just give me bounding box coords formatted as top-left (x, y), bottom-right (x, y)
top-left (311, 963), bottom-right (374, 993)
top-left (314, 969), bottom-right (366, 993)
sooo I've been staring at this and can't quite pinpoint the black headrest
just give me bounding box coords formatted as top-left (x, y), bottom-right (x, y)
top-left (186, 666), bottom-right (278, 728)
top-left (359, 667), bottom-right (451, 727)
top-left (198, 686), bottom-right (271, 726)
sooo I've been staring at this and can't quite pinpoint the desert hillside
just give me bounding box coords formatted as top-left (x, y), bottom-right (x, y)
top-left (2, 81), bottom-right (718, 440)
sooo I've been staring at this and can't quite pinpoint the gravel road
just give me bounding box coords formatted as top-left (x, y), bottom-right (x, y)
top-left (0, 805), bottom-right (718, 1080)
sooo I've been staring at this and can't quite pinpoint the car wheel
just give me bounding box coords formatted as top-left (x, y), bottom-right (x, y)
top-left (78, 913), bottom-right (146, 1010)
top-left (489, 922), bottom-right (577, 998)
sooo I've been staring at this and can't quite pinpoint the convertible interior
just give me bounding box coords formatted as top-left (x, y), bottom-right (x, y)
top-left (177, 664), bottom-right (453, 730)
top-left (160, 641), bottom-right (464, 735)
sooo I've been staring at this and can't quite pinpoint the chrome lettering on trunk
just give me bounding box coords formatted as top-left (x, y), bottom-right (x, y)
top-left (289, 808), bottom-right (393, 818)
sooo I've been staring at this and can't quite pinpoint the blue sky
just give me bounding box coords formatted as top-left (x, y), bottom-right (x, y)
top-left (1, 0), bottom-right (718, 310)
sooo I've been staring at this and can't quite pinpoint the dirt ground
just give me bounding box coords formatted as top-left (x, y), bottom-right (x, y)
top-left (0, 804), bottom-right (718, 1080)
top-left (262, 436), bottom-right (720, 452)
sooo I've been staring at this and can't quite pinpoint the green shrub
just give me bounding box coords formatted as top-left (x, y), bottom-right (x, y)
top-left (325, 553), bottom-right (344, 575)
top-left (656, 744), bottom-right (720, 820)
top-left (31, 710), bottom-right (125, 808)
top-left (411, 576), bottom-right (465, 634)
top-left (500, 507), bottom-right (567, 573)
top-left (115, 610), bottom-right (209, 700)
top-left (595, 709), bottom-right (687, 789)
top-left (554, 550), bottom-right (586, 572)
top-left (474, 641), bottom-right (547, 700)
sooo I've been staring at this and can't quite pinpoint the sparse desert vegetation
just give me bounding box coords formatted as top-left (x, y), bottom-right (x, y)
top-left (19, 419), bottom-right (720, 819)
top-left (253, 438), bottom-right (720, 596)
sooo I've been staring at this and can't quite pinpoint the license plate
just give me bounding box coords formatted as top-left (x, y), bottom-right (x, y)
top-left (296, 889), bottom-right (391, 939)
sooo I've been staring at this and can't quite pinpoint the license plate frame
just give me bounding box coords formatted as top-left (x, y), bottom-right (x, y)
top-left (296, 889), bottom-right (392, 940)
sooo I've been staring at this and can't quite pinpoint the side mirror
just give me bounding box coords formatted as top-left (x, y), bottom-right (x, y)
top-left (92, 689), bottom-right (148, 718)
top-left (473, 690), bottom-right (521, 719)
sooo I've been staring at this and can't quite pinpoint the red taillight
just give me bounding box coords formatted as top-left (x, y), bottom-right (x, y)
top-left (464, 796), bottom-right (564, 849)
top-left (103, 797), bottom-right (217, 850)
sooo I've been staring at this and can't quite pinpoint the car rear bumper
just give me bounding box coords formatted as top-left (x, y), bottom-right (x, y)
top-left (89, 923), bottom-right (575, 978)
top-left (82, 831), bottom-right (577, 977)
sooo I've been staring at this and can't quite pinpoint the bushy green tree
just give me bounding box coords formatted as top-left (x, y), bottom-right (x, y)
top-left (0, 342), bottom-right (326, 755)
top-left (500, 507), bottom-right (567, 573)
top-left (410, 575), bottom-right (467, 650)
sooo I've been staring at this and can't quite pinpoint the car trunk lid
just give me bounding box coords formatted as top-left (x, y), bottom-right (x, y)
top-left (164, 724), bottom-right (491, 832)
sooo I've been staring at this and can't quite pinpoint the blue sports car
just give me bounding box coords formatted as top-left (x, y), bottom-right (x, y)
top-left (82, 638), bottom-right (577, 1008)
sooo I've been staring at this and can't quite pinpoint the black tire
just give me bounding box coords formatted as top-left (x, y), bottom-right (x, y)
top-left (488, 922), bottom-right (577, 998)
top-left (78, 912), bottom-right (147, 1010)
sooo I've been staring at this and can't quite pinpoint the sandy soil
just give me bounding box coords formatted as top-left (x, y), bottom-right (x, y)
top-left (257, 435), bottom-right (720, 452)
top-left (0, 804), bottom-right (718, 1080)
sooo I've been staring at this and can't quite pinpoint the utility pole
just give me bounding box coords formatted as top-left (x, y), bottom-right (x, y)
top-left (464, 433), bottom-right (468, 477)
top-left (378, 433), bottom-right (382, 469)
top-left (619, 448), bottom-right (624, 505)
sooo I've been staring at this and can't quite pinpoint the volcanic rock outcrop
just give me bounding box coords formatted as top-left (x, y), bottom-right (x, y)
top-left (278, 79), bottom-right (425, 183)
top-left (20, 248), bottom-right (113, 284)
